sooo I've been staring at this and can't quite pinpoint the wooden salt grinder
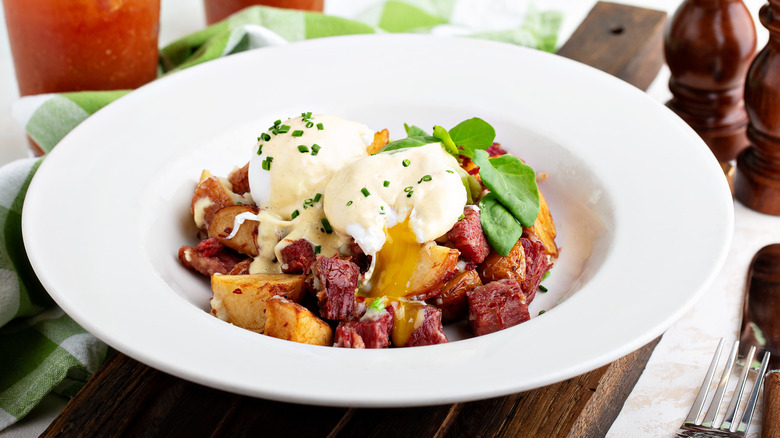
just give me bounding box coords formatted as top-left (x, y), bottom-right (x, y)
top-left (735, 0), bottom-right (780, 214)
top-left (665, 0), bottom-right (757, 163)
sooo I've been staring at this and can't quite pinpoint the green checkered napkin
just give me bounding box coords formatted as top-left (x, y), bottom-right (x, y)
top-left (0, 1), bottom-right (561, 430)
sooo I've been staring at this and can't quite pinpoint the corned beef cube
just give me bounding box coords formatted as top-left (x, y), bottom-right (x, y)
top-left (520, 237), bottom-right (552, 303)
top-left (314, 256), bottom-right (359, 321)
top-left (178, 237), bottom-right (249, 277)
top-left (406, 306), bottom-right (448, 347)
top-left (279, 239), bottom-right (316, 275)
top-left (467, 279), bottom-right (529, 336)
top-left (447, 208), bottom-right (490, 264)
top-left (333, 310), bottom-right (393, 349)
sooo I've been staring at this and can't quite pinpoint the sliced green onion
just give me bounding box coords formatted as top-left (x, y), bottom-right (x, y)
top-left (291, 209), bottom-right (300, 219)
top-left (311, 144), bottom-right (321, 156)
top-left (346, 200), bottom-right (353, 206)
top-left (538, 310), bottom-right (546, 315)
top-left (402, 159), bottom-right (410, 167)
top-left (317, 123), bottom-right (324, 130)
top-left (314, 245), bottom-right (322, 254)
top-left (277, 124), bottom-right (290, 134)
top-left (361, 187), bottom-right (370, 197)
top-left (321, 218), bottom-right (333, 234)
top-left (383, 180), bottom-right (390, 187)
top-left (313, 193), bottom-right (322, 202)
top-left (297, 145), bottom-right (309, 153)
top-left (306, 121), bottom-right (314, 128)
top-left (262, 133), bottom-right (271, 141)
top-left (256, 144), bottom-right (263, 155)
top-left (538, 284), bottom-right (548, 292)
top-left (291, 130), bottom-right (304, 137)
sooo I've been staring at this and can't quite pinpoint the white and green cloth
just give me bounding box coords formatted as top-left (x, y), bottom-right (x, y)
top-left (0, 1), bottom-right (561, 430)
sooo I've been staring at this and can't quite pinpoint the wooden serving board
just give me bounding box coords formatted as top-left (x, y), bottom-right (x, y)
top-left (42, 3), bottom-right (667, 437)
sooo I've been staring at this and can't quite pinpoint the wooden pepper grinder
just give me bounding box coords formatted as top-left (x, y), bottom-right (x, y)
top-left (735, 0), bottom-right (780, 214)
top-left (665, 0), bottom-right (757, 164)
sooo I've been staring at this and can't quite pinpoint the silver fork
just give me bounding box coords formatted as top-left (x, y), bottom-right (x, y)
top-left (677, 338), bottom-right (772, 437)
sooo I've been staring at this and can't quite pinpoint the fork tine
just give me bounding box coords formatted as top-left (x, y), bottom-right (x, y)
top-left (734, 352), bottom-right (771, 434)
top-left (701, 340), bottom-right (740, 427)
top-left (684, 338), bottom-right (726, 425)
top-left (721, 346), bottom-right (757, 431)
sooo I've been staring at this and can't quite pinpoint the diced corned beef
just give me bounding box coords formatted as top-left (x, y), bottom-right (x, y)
top-left (178, 237), bottom-right (249, 277)
top-left (520, 237), bottom-right (551, 303)
top-left (406, 306), bottom-right (448, 347)
top-left (447, 208), bottom-right (490, 264)
top-left (485, 143), bottom-right (508, 157)
top-left (333, 310), bottom-right (393, 349)
top-left (467, 279), bottom-right (529, 337)
top-left (279, 239), bottom-right (316, 274)
top-left (348, 240), bottom-right (372, 273)
top-left (227, 163), bottom-right (250, 195)
top-left (315, 256), bottom-right (360, 321)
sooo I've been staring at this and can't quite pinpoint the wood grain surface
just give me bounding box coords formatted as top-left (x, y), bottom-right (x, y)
top-left (42, 3), bottom-right (668, 437)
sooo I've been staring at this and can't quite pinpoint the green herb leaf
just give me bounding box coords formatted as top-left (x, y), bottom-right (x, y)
top-left (479, 193), bottom-right (523, 256)
top-left (432, 125), bottom-right (459, 156)
top-left (404, 124), bottom-right (429, 137)
top-left (449, 117), bottom-right (496, 158)
top-left (473, 149), bottom-right (539, 227)
top-left (380, 135), bottom-right (439, 152)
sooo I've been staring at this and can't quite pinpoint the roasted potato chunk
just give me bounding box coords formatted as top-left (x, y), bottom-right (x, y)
top-left (366, 129), bottom-right (390, 154)
top-left (526, 190), bottom-right (558, 258)
top-left (210, 273), bottom-right (305, 333)
top-left (191, 170), bottom-right (249, 232)
top-left (478, 239), bottom-right (526, 284)
top-left (208, 205), bottom-right (260, 257)
top-left (407, 242), bottom-right (460, 299)
top-left (264, 296), bottom-right (333, 346)
top-left (429, 269), bottom-right (483, 322)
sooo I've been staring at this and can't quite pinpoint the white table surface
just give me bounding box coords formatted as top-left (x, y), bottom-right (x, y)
top-left (0, 0), bottom-right (772, 436)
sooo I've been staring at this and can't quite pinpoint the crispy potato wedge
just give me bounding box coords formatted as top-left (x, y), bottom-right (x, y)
top-left (210, 273), bottom-right (305, 333)
top-left (478, 239), bottom-right (526, 284)
top-left (264, 296), bottom-right (333, 346)
top-left (191, 170), bottom-right (250, 232)
top-left (407, 242), bottom-right (460, 299)
top-left (429, 269), bottom-right (482, 322)
top-left (366, 129), bottom-right (390, 154)
top-left (208, 205), bottom-right (260, 257)
top-left (525, 190), bottom-right (558, 258)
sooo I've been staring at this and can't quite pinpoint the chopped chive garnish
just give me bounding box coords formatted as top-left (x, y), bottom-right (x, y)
top-left (262, 159), bottom-right (271, 170)
top-left (302, 112), bottom-right (312, 119)
top-left (538, 310), bottom-right (546, 315)
top-left (346, 200), bottom-right (353, 206)
top-left (313, 193), bottom-right (322, 202)
top-left (306, 121), bottom-right (314, 128)
top-left (274, 119), bottom-right (282, 125)
top-left (291, 130), bottom-right (304, 137)
top-left (291, 209), bottom-right (300, 219)
top-left (304, 198), bottom-right (314, 207)
top-left (446, 169), bottom-right (454, 174)
top-left (539, 284), bottom-right (548, 292)
top-left (311, 144), bottom-right (321, 156)
top-left (316, 123), bottom-right (324, 130)
top-left (314, 245), bottom-right (321, 254)
top-left (321, 218), bottom-right (333, 234)
top-left (383, 180), bottom-right (390, 187)
top-left (361, 187), bottom-right (370, 197)
top-left (458, 214), bottom-right (465, 221)
top-left (406, 192), bottom-right (413, 198)
top-left (297, 145), bottom-right (309, 153)
top-left (278, 124), bottom-right (290, 134)
top-left (418, 174), bottom-right (432, 184)
top-left (262, 133), bottom-right (271, 141)
top-left (256, 144), bottom-right (263, 155)
top-left (402, 159), bottom-right (410, 167)
top-left (403, 186), bottom-right (413, 193)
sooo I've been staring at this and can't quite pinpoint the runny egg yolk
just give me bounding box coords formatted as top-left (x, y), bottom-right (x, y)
top-left (366, 219), bottom-right (420, 299)
top-left (365, 219), bottom-right (427, 347)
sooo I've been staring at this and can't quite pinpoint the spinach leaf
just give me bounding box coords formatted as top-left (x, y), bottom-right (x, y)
top-left (479, 193), bottom-right (523, 256)
top-left (404, 124), bottom-right (429, 137)
top-left (473, 149), bottom-right (539, 227)
top-left (449, 117), bottom-right (495, 158)
top-left (380, 135), bottom-right (439, 152)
